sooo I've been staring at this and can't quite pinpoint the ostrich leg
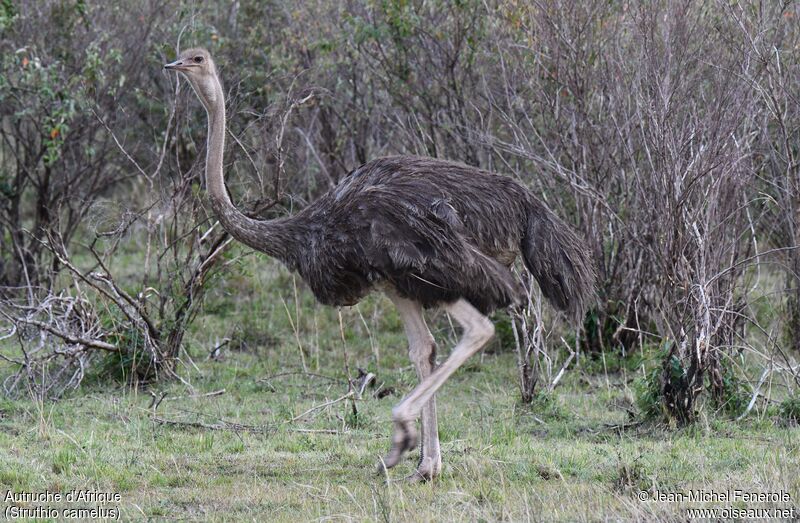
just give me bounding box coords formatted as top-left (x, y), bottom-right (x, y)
top-left (387, 294), bottom-right (442, 481)
top-left (380, 299), bottom-right (494, 474)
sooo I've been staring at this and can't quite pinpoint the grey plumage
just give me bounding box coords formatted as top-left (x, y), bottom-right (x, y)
top-left (256, 155), bottom-right (596, 319)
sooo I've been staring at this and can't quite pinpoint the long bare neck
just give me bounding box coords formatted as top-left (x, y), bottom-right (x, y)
top-left (203, 77), bottom-right (300, 263)
top-left (205, 82), bottom-right (231, 210)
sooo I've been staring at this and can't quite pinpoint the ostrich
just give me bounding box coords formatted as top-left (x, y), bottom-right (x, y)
top-left (164, 48), bottom-right (595, 481)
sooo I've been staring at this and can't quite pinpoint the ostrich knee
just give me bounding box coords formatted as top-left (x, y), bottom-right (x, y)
top-left (464, 315), bottom-right (495, 346)
top-left (409, 338), bottom-right (437, 377)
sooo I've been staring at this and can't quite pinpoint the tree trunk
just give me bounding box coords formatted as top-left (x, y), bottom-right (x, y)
top-left (788, 196), bottom-right (800, 353)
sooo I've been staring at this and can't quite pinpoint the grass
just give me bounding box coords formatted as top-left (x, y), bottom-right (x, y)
top-left (0, 255), bottom-right (798, 521)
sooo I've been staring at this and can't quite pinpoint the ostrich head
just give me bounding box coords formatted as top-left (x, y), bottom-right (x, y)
top-left (164, 48), bottom-right (220, 109)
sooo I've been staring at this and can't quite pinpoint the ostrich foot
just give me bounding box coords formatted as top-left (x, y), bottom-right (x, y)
top-left (377, 419), bottom-right (418, 472)
top-left (405, 455), bottom-right (441, 483)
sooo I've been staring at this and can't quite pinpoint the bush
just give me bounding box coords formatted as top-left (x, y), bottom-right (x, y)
top-left (779, 397), bottom-right (800, 425)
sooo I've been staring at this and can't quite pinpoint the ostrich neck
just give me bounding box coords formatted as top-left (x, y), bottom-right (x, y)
top-left (206, 94), bottom-right (234, 210)
top-left (204, 81), bottom-right (300, 264)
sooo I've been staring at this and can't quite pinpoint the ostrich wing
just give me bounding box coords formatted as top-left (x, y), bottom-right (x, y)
top-left (360, 193), bottom-right (521, 314)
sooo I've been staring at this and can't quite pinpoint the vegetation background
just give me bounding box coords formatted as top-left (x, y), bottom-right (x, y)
top-left (0, 0), bottom-right (798, 521)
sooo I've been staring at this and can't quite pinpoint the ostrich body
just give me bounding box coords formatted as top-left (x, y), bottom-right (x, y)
top-left (165, 49), bottom-right (595, 481)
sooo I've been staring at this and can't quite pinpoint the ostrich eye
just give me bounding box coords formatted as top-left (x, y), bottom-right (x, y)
top-left (193, 56), bottom-right (203, 63)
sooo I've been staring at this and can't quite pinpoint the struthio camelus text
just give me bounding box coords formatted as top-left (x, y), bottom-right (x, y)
top-left (165, 48), bottom-right (596, 481)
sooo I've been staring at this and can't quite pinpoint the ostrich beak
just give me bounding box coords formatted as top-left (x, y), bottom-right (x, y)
top-left (164, 59), bottom-right (186, 71)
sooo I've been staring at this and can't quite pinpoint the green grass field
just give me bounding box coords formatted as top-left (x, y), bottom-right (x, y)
top-left (1, 255), bottom-right (798, 521)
